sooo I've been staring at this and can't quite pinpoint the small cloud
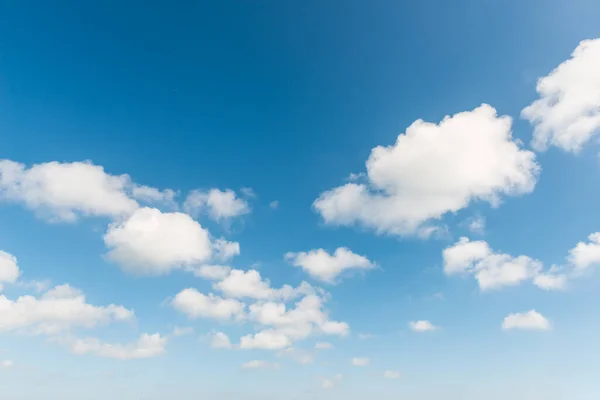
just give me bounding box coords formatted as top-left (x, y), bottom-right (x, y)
top-left (315, 342), bottom-right (333, 350)
top-left (383, 370), bottom-right (401, 379)
top-left (502, 310), bottom-right (551, 331)
top-left (242, 360), bottom-right (279, 369)
top-left (464, 215), bottom-right (486, 235)
top-left (269, 200), bottom-right (279, 209)
top-left (210, 332), bottom-right (233, 349)
top-left (1, 360), bottom-right (13, 369)
top-left (240, 187), bottom-right (256, 198)
top-left (351, 357), bottom-right (370, 367)
top-left (409, 320), bottom-right (438, 332)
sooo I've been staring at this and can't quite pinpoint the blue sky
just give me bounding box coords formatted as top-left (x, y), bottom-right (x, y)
top-left (1, 1), bottom-right (600, 399)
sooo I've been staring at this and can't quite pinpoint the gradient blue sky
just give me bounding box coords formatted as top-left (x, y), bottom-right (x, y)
top-left (1, 1), bottom-right (600, 399)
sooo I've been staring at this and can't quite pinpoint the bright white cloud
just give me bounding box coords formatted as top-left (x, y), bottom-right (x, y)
top-left (0, 160), bottom-right (139, 222)
top-left (533, 272), bottom-right (568, 291)
top-left (104, 207), bottom-right (238, 275)
top-left (502, 310), bottom-right (551, 331)
top-left (0, 284), bottom-right (133, 335)
top-left (352, 357), bottom-right (370, 366)
top-left (0, 251), bottom-right (20, 284)
top-left (409, 320), bottom-right (438, 332)
top-left (314, 105), bottom-right (539, 236)
top-left (213, 269), bottom-right (311, 300)
top-left (131, 185), bottom-right (177, 208)
top-left (568, 232), bottom-right (600, 270)
top-left (443, 237), bottom-right (546, 290)
top-left (171, 289), bottom-right (245, 321)
top-left (384, 370), bottom-right (401, 379)
top-left (240, 329), bottom-right (293, 350)
top-left (70, 333), bottom-right (166, 359)
top-left (241, 360), bottom-right (278, 369)
top-left (522, 38), bottom-right (600, 153)
top-left (315, 341), bottom-right (333, 350)
top-left (285, 247), bottom-right (375, 283)
top-left (210, 331), bottom-right (233, 349)
top-left (184, 189), bottom-right (250, 221)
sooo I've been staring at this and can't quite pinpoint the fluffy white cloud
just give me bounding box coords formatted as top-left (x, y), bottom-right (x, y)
top-left (0, 284), bottom-right (133, 335)
top-left (408, 320), bottom-right (438, 332)
top-left (130, 185), bottom-right (177, 208)
top-left (213, 269), bottom-right (311, 300)
top-left (533, 272), bottom-right (568, 291)
top-left (315, 341), bottom-right (333, 350)
top-left (351, 357), bottom-right (370, 366)
top-left (240, 329), bottom-right (293, 350)
top-left (285, 247), bottom-right (375, 283)
top-left (522, 38), bottom-right (600, 153)
top-left (568, 232), bottom-right (600, 270)
top-left (241, 360), bottom-right (279, 369)
top-left (70, 333), bottom-right (167, 359)
top-left (184, 189), bottom-right (250, 221)
top-left (0, 251), bottom-right (20, 284)
top-left (314, 105), bottom-right (539, 236)
top-left (104, 207), bottom-right (238, 275)
top-left (502, 310), bottom-right (551, 331)
top-left (443, 237), bottom-right (547, 290)
top-left (210, 331), bottom-right (233, 349)
top-left (384, 370), bottom-right (401, 379)
top-left (0, 160), bottom-right (139, 222)
top-left (171, 289), bottom-right (245, 321)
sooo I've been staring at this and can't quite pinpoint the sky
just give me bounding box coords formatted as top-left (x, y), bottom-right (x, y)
top-left (1, 0), bottom-right (600, 399)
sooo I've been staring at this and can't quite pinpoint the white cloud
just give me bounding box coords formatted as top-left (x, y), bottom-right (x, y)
top-left (466, 215), bottom-right (486, 235)
top-left (352, 357), bottom-right (370, 366)
top-left (210, 331), bottom-right (233, 349)
top-left (104, 207), bottom-right (238, 275)
top-left (0, 160), bottom-right (139, 222)
top-left (131, 185), bottom-right (177, 208)
top-left (522, 38), bottom-right (600, 153)
top-left (213, 269), bottom-right (311, 300)
top-left (171, 289), bottom-right (245, 321)
top-left (0, 284), bottom-right (133, 335)
top-left (70, 333), bottom-right (166, 359)
top-left (502, 310), bottom-right (551, 331)
top-left (443, 237), bottom-right (546, 291)
top-left (409, 320), bottom-right (438, 332)
top-left (241, 360), bottom-right (279, 369)
top-left (315, 341), bottom-right (333, 350)
top-left (1, 360), bottom-right (13, 369)
top-left (285, 247), bottom-right (375, 283)
top-left (269, 200), bottom-right (279, 209)
top-left (568, 232), bottom-right (600, 270)
top-left (314, 105), bottom-right (539, 236)
top-left (189, 265), bottom-right (232, 280)
top-left (384, 370), bottom-right (401, 379)
top-left (184, 189), bottom-right (250, 221)
top-left (240, 329), bottom-right (292, 350)
top-left (212, 239), bottom-right (241, 262)
top-left (533, 272), bottom-right (568, 291)
top-left (0, 251), bottom-right (20, 284)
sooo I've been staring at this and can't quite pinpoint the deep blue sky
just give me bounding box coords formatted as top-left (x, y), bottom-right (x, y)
top-left (1, 1), bottom-right (600, 399)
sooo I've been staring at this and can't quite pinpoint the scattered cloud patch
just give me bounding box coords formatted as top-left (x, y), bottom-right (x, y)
top-left (70, 333), bottom-right (167, 359)
top-left (210, 331), bottom-right (233, 349)
top-left (522, 38), bottom-right (600, 153)
top-left (184, 189), bottom-right (250, 221)
top-left (171, 326), bottom-right (194, 337)
top-left (242, 360), bottom-right (279, 369)
top-left (409, 320), bottom-right (438, 332)
top-left (352, 357), bottom-right (370, 366)
top-left (568, 232), bottom-right (600, 271)
top-left (0, 251), bottom-right (20, 285)
top-left (315, 341), bottom-right (333, 350)
top-left (171, 289), bottom-right (245, 321)
top-left (502, 310), bottom-right (551, 331)
top-left (313, 105), bottom-right (539, 236)
top-left (285, 247), bottom-right (375, 283)
top-left (465, 215), bottom-right (486, 235)
top-left (384, 370), bottom-right (401, 379)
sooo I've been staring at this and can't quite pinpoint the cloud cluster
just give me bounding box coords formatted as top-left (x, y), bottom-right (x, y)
top-left (314, 105), bottom-right (539, 236)
top-left (69, 333), bottom-right (167, 359)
